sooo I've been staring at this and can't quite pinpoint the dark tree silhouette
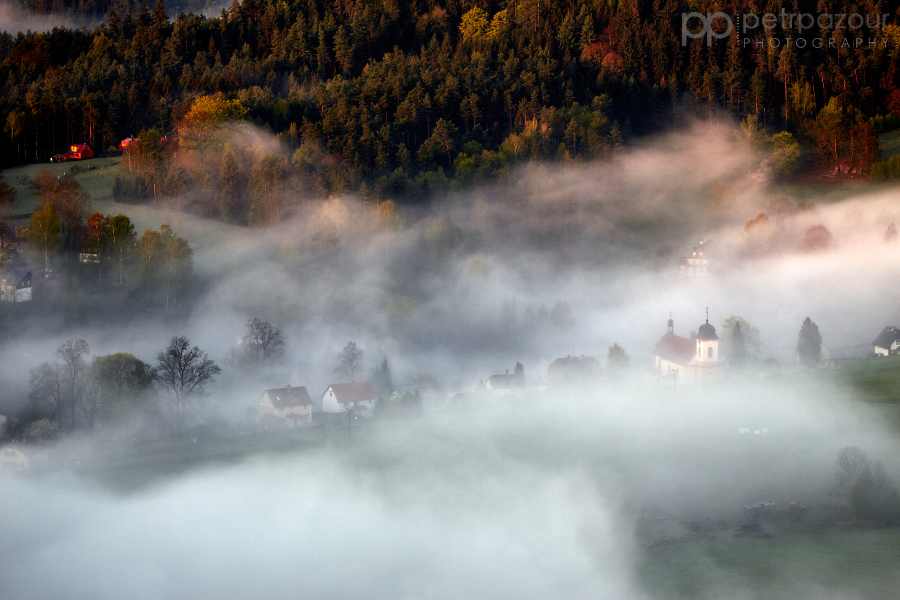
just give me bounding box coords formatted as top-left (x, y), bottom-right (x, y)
top-left (797, 317), bottom-right (823, 368)
top-left (730, 321), bottom-right (747, 367)
top-left (242, 318), bottom-right (285, 361)
top-left (156, 336), bottom-right (221, 436)
top-left (371, 357), bottom-right (394, 396)
top-left (333, 341), bottom-right (363, 382)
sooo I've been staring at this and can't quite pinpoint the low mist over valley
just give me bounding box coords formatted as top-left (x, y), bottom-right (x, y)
top-left (3, 113), bottom-right (900, 598)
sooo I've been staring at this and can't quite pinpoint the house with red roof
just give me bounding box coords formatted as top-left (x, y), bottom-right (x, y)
top-left (318, 381), bottom-right (377, 414)
top-left (50, 144), bottom-right (94, 162)
top-left (258, 385), bottom-right (312, 425)
top-left (654, 311), bottom-right (722, 383)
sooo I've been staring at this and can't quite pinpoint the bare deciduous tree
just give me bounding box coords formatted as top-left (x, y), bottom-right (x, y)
top-left (242, 318), bottom-right (285, 361)
top-left (156, 336), bottom-right (221, 436)
top-left (57, 339), bottom-right (90, 427)
top-left (333, 341), bottom-right (363, 382)
top-left (29, 362), bottom-right (66, 427)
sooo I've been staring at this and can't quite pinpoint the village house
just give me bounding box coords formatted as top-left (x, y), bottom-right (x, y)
top-left (547, 355), bottom-right (601, 383)
top-left (317, 381), bottom-right (377, 415)
top-left (679, 239), bottom-right (713, 276)
top-left (486, 362), bottom-right (526, 394)
top-left (1, 269), bottom-right (32, 302)
top-left (0, 445), bottom-right (29, 471)
top-left (258, 385), bottom-right (313, 425)
top-left (51, 144), bottom-right (94, 162)
top-left (872, 326), bottom-right (900, 356)
top-left (654, 312), bottom-right (722, 384)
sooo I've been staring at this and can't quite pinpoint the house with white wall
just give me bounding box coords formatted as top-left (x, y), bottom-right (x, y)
top-left (318, 381), bottom-right (377, 415)
top-left (872, 326), bottom-right (900, 356)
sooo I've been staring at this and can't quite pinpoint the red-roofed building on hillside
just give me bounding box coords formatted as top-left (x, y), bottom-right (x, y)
top-left (318, 381), bottom-right (377, 414)
top-left (258, 385), bottom-right (312, 425)
top-left (654, 311), bottom-right (722, 383)
top-left (51, 144), bottom-right (94, 162)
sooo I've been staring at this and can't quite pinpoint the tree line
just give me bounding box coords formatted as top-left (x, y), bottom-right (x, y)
top-left (18, 335), bottom-right (218, 439)
top-left (17, 169), bottom-right (195, 314)
top-left (2, 0), bottom-right (899, 209)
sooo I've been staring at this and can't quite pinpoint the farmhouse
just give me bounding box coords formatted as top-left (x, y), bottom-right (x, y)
top-left (318, 381), bottom-right (377, 414)
top-left (486, 362), bottom-right (526, 393)
top-left (51, 144), bottom-right (94, 162)
top-left (547, 355), bottom-right (601, 383)
top-left (1, 270), bottom-right (32, 302)
top-left (654, 312), bottom-right (722, 383)
top-left (872, 326), bottom-right (900, 356)
top-left (258, 385), bottom-right (312, 425)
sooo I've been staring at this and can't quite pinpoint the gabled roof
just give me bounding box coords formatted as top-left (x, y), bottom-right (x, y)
top-left (326, 381), bottom-right (377, 403)
top-left (547, 355), bottom-right (601, 381)
top-left (655, 332), bottom-right (696, 365)
top-left (486, 373), bottom-right (525, 390)
top-left (261, 386), bottom-right (312, 407)
top-left (2, 270), bottom-right (31, 285)
top-left (873, 326), bottom-right (900, 349)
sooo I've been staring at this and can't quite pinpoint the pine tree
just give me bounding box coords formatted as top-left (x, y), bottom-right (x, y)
top-left (797, 317), bottom-right (823, 368)
top-left (730, 321), bottom-right (747, 367)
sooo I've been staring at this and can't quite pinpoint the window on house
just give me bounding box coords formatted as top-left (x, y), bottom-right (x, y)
top-left (708, 347), bottom-right (713, 358)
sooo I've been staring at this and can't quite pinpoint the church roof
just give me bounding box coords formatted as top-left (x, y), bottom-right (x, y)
top-left (697, 322), bottom-right (718, 340)
top-left (655, 332), bottom-right (696, 365)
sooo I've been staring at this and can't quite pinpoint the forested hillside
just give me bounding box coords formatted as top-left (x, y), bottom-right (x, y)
top-left (2, 0), bottom-right (900, 215)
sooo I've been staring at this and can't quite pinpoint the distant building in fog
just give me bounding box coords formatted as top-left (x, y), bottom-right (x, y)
top-left (486, 362), bottom-right (525, 394)
top-left (654, 311), bottom-right (722, 383)
top-left (872, 326), bottom-right (900, 356)
top-left (318, 381), bottom-right (377, 414)
top-left (679, 239), bottom-right (713, 276)
top-left (547, 355), bottom-right (601, 383)
top-left (258, 386), bottom-right (312, 425)
top-left (1, 270), bottom-right (32, 302)
top-left (0, 445), bottom-right (29, 471)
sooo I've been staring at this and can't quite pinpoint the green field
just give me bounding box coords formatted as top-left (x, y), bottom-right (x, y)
top-left (2, 158), bottom-right (251, 271)
top-left (836, 355), bottom-right (900, 403)
top-left (639, 526), bottom-right (900, 599)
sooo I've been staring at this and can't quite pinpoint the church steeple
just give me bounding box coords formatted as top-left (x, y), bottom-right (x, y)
top-left (667, 312), bottom-right (674, 333)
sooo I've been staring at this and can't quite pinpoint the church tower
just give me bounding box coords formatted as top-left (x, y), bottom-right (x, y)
top-left (696, 307), bottom-right (719, 363)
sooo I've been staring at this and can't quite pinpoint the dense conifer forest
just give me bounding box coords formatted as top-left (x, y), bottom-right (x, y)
top-left (2, 0), bottom-right (900, 218)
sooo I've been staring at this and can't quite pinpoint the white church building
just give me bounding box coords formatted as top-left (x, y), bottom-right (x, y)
top-left (654, 311), bottom-right (723, 384)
